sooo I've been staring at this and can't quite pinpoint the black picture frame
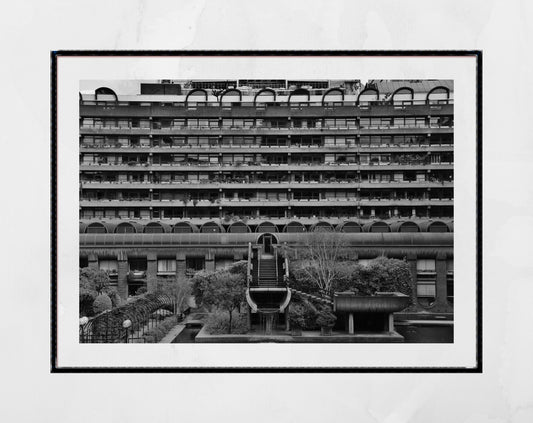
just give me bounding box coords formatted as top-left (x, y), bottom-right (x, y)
top-left (51, 50), bottom-right (482, 373)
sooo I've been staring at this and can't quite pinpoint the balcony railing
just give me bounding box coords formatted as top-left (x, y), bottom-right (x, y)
top-left (80, 180), bottom-right (454, 189)
top-left (79, 123), bottom-right (453, 133)
top-left (80, 198), bottom-right (454, 208)
top-left (79, 162), bottom-right (453, 172)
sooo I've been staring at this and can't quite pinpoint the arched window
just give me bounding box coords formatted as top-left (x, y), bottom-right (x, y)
top-left (426, 86), bottom-right (451, 104)
top-left (427, 221), bottom-right (449, 233)
top-left (398, 221), bottom-right (420, 233)
top-left (172, 222), bottom-right (197, 233)
top-left (115, 222), bottom-right (136, 234)
top-left (288, 88), bottom-right (310, 103)
top-left (321, 88), bottom-right (344, 105)
top-left (185, 89), bottom-right (208, 103)
top-left (283, 221), bottom-right (306, 233)
top-left (253, 88), bottom-right (276, 104)
top-left (338, 221), bottom-right (362, 233)
top-left (366, 221), bottom-right (391, 233)
top-left (219, 88), bottom-right (242, 103)
top-left (200, 221), bottom-right (224, 233)
top-left (144, 222), bottom-right (165, 233)
top-left (256, 222), bottom-right (278, 233)
top-left (86, 222), bottom-right (107, 234)
top-left (227, 221), bottom-right (251, 233)
top-left (357, 87), bottom-right (379, 105)
top-left (95, 87), bottom-right (118, 101)
top-left (310, 221), bottom-right (334, 232)
top-left (391, 87), bottom-right (414, 105)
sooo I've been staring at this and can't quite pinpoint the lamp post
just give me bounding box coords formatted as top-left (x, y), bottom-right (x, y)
top-left (122, 319), bottom-right (132, 343)
top-left (79, 317), bottom-right (89, 342)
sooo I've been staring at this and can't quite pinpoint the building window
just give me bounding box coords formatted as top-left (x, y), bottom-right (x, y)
top-left (417, 259), bottom-right (436, 306)
top-left (186, 257), bottom-right (205, 274)
top-left (157, 259), bottom-right (176, 275)
top-left (447, 258), bottom-right (454, 304)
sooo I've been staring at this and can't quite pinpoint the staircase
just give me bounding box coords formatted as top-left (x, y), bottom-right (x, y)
top-left (258, 255), bottom-right (279, 287)
top-left (246, 243), bottom-right (291, 318)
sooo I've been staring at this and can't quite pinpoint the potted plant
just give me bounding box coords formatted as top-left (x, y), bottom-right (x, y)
top-left (316, 310), bottom-right (337, 336)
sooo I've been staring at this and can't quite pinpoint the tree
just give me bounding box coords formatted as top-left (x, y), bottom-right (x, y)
top-left (80, 267), bottom-right (110, 296)
top-left (294, 229), bottom-right (349, 292)
top-left (200, 270), bottom-right (245, 333)
top-left (154, 278), bottom-right (192, 314)
top-left (79, 267), bottom-right (120, 317)
top-left (356, 257), bottom-right (412, 297)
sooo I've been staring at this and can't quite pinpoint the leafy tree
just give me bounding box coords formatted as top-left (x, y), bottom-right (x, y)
top-left (154, 278), bottom-right (192, 314)
top-left (289, 257), bottom-right (412, 298)
top-left (80, 267), bottom-right (110, 295)
top-left (199, 270), bottom-right (245, 333)
top-left (79, 267), bottom-right (120, 316)
top-left (355, 257), bottom-right (412, 296)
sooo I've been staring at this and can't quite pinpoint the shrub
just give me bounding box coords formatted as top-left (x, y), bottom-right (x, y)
top-left (142, 315), bottom-right (178, 343)
top-left (135, 286), bottom-right (147, 295)
top-left (228, 260), bottom-right (247, 277)
top-left (289, 257), bottom-right (412, 298)
top-left (205, 309), bottom-right (248, 335)
top-left (93, 294), bottom-right (113, 314)
top-left (316, 310), bottom-right (337, 328)
top-left (289, 303), bottom-right (306, 329)
top-left (291, 295), bottom-right (320, 330)
top-left (79, 293), bottom-right (95, 317)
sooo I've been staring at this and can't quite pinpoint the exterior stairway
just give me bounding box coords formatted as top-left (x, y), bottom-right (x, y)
top-left (246, 243), bottom-right (291, 316)
top-left (258, 256), bottom-right (279, 287)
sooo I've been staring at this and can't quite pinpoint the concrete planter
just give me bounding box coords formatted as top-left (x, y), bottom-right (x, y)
top-left (333, 292), bottom-right (410, 314)
top-left (320, 326), bottom-right (333, 336)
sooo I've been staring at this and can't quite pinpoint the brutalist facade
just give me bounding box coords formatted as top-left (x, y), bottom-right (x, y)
top-left (79, 79), bottom-right (453, 316)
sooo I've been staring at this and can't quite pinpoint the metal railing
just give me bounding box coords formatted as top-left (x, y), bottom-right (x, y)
top-left (79, 293), bottom-right (176, 343)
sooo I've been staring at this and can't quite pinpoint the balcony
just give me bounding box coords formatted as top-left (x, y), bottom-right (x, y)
top-left (80, 144), bottom-right (454, 154)
top-left (80, 102), bottom-right (453, 118)
top-left (79, 198), bottom-right (453, 208)
top-left (80, 180), bottom-right (454, 190)
top-left (79, 162), bottom-right (453, 172)
top-left (79, 124), bottom-right (453, 136)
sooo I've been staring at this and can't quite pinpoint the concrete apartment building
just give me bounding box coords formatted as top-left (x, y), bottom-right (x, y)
top-left (79, 79), bottom-right (454, 317)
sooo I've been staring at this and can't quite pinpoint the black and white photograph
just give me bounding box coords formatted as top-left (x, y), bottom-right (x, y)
top-left (77, 78), bottom-right (456, 346)
top-left (51, 52), bottom-right (480, 370)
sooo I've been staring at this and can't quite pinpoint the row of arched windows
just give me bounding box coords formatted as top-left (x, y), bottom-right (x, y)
top-left (81, 219), bottom-right (452, 234)
top-left (90, 86), bottom-right (451, 106)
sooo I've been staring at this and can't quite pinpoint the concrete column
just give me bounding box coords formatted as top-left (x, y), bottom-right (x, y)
top-left (205, 250), bottom-right (215, 272)
top-left (388, 313), bottom-right (394, 332)
top-left (348, 313), bottom-right (354, 334)
top-left (406, 252), bottom-right (418, 310)
top-left (434, 251), bottom-right (449, 312)
top-left (247, 306), bottom-right (252, 331)
top-left (88, 254), bottom-right (98, 270)
top-left (146, 253), bottom-right (158, 293)
top-left (117, 253), bottom-right (129, 300)
top-left (411, 208), bottom-right (416, 217)
top-left (176, 252), bottom-right (186, 281)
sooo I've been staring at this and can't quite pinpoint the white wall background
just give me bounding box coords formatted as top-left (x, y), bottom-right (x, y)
top-left (1, 0), bottom-right (532, 422)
